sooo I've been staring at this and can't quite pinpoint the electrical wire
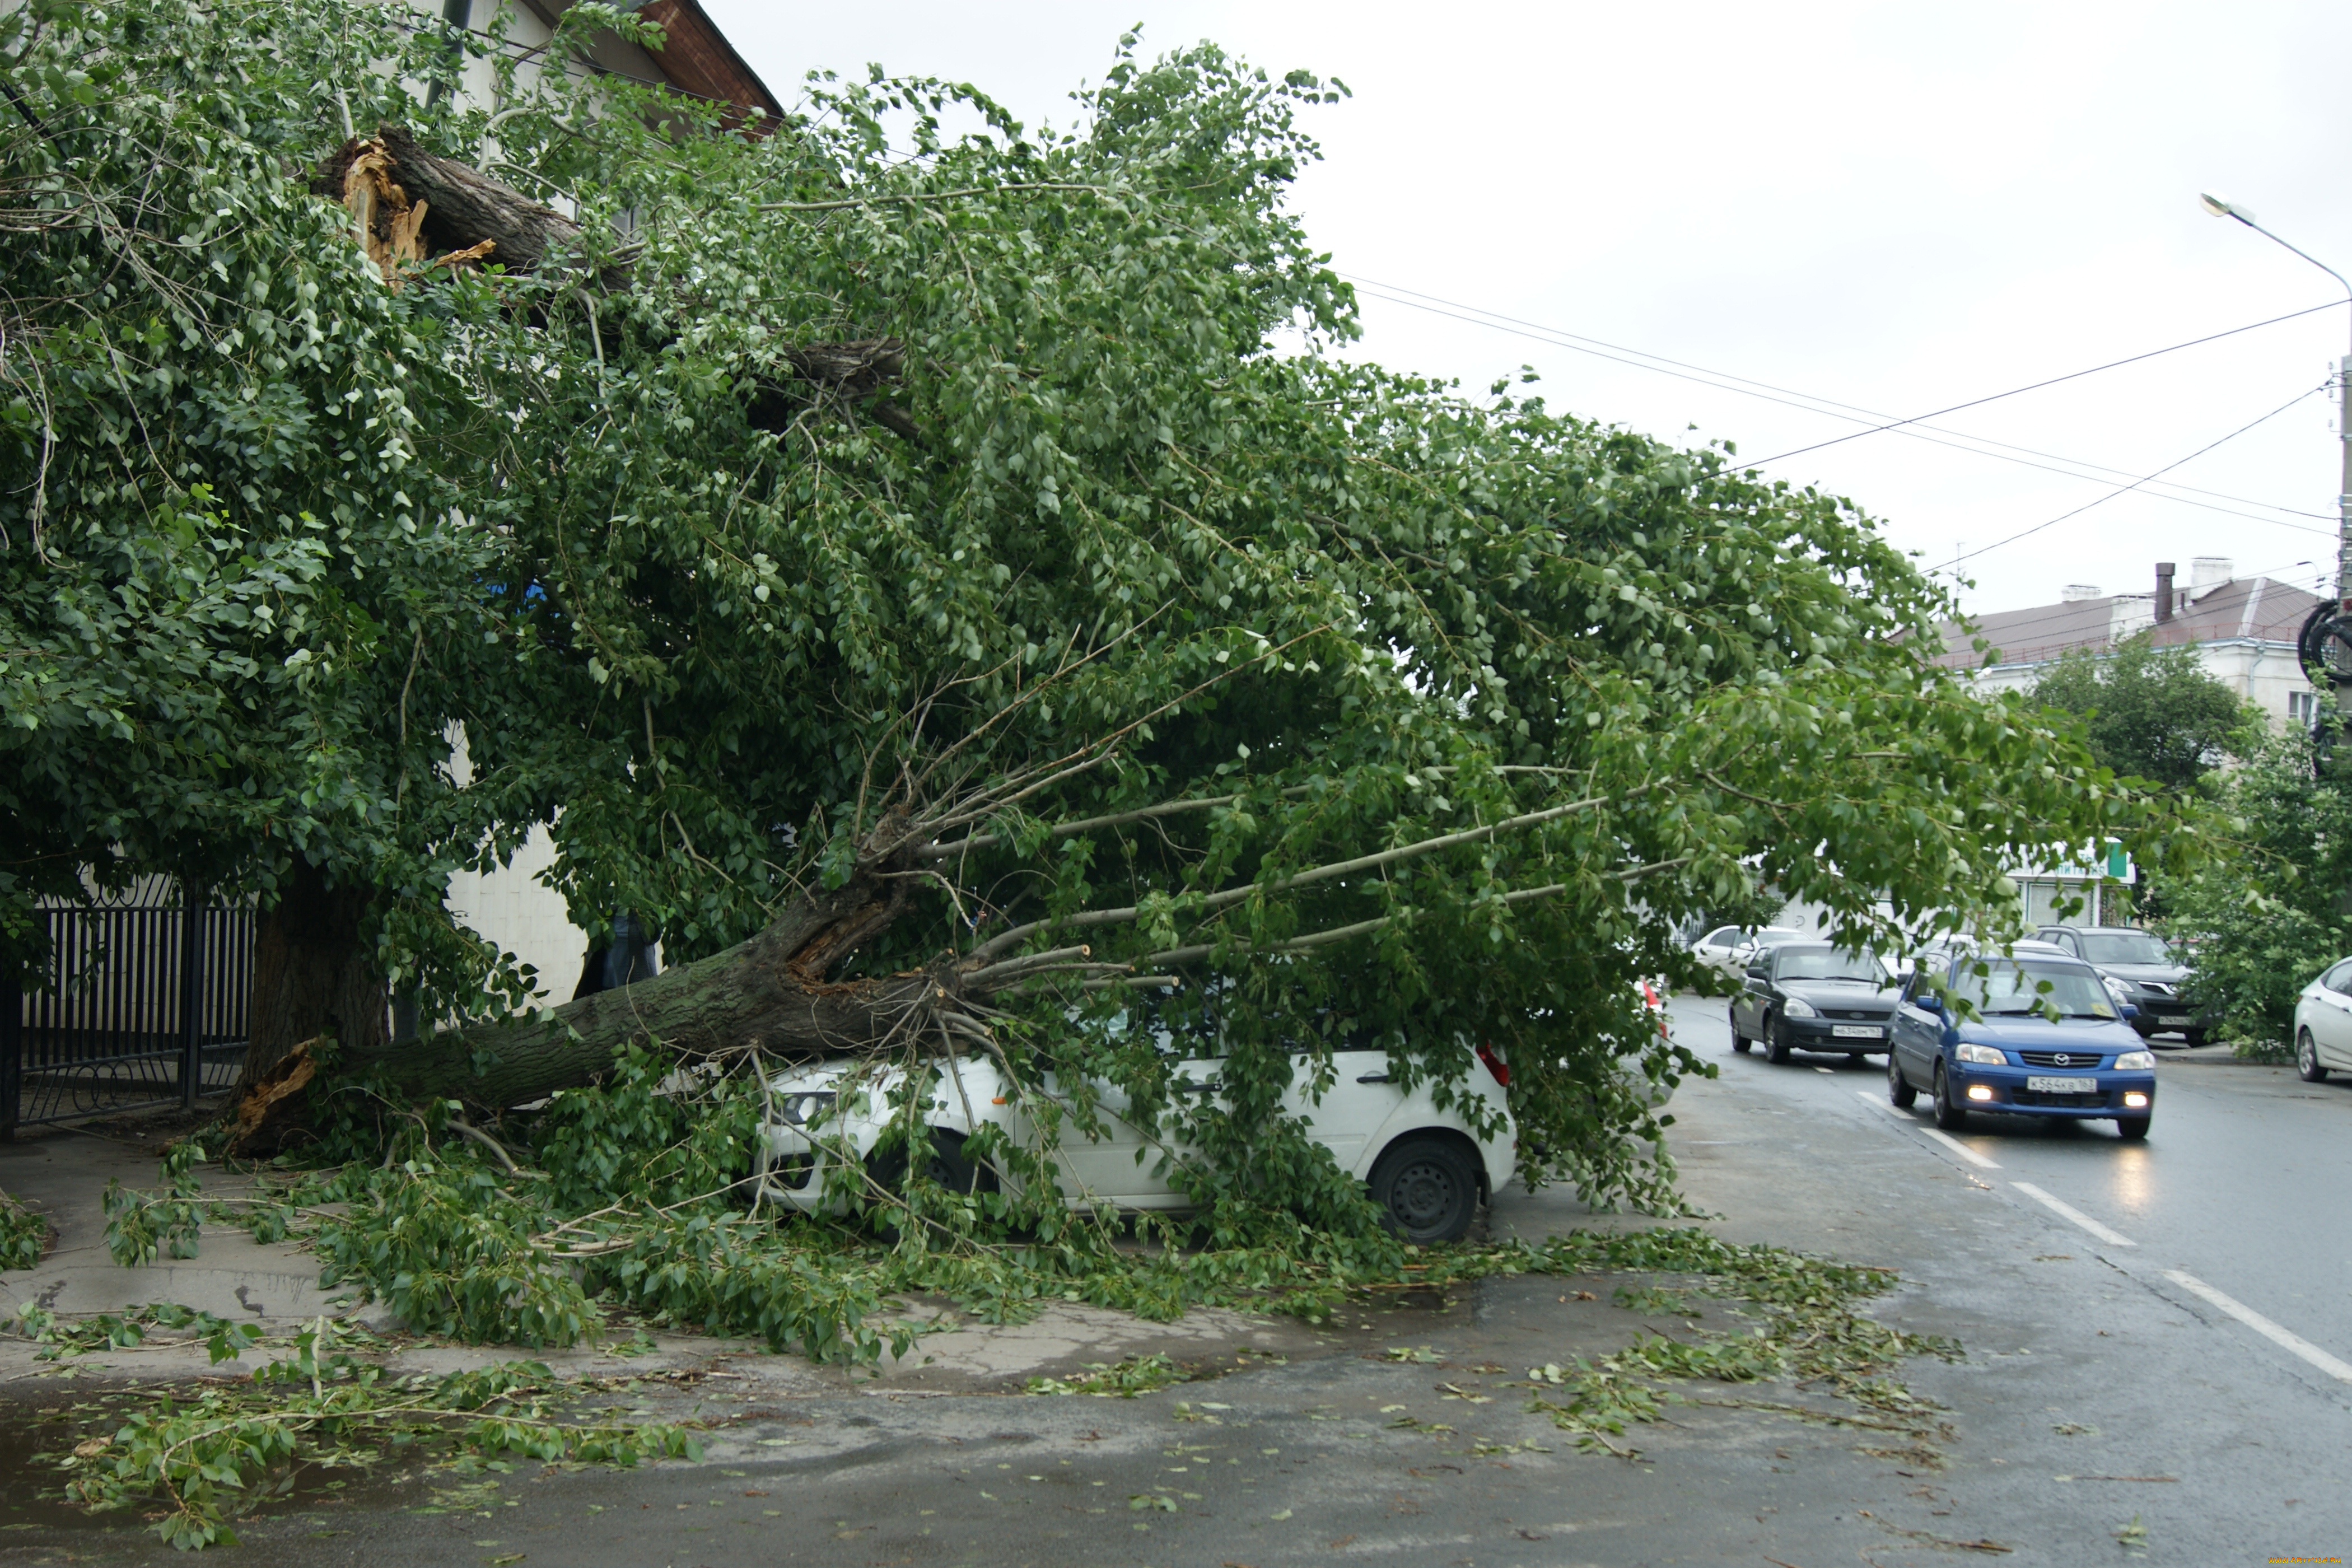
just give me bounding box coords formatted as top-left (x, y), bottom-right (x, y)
top-left (1348, 274), bottom-right (2332, 521)
top-left (1742, 305), bottom-right (2342, 468)
top-left (1345, 274), bottom-right (2340, 526)
top-left (1934, 384), bottom-right (2332, 570)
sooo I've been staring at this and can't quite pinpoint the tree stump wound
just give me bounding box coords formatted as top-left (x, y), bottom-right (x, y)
top-left (310, 131), bottom-right (920, 438)
top-left (311, 124), bottom-right (623, 288)
top-left (228, 1035), bottom-right (323, 1158)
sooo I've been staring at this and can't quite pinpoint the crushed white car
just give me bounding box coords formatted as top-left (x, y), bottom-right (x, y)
top-left (756, 1044), bottom-right (1516, 1244)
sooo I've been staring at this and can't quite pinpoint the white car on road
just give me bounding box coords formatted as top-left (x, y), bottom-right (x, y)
top-left (2294, 955), bottom-right (2352, 1081)
top-left (757, 1043), bottom-right (1516, 1244)
top-left (1690, 925), bottom-right (1806, 978)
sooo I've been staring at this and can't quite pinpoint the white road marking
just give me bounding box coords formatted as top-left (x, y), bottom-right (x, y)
top-left (1851, 1091), bottom-right (2000, 1168)
top-left (2160, 1270), bottom-right (2352, 1384)
top-left (1921, 1127), bottom-right (2001, 1170)
top-left (2013, 1182), bottom-right (2134, 1247)
top-left (1851, 1091), bottom-right (2352, 1388)
top-left (1814, 1066), bottom-right (1834, 1075)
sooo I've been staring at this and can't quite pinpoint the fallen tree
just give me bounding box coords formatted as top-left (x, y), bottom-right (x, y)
top-left (9, 1), bottom-right (2171, 1207)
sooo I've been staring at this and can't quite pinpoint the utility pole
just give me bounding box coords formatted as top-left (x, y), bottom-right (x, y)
top-left (2203, 194), bottom-right (2352, 713)
top-left (2339, 349), bottom-right (2352, 614)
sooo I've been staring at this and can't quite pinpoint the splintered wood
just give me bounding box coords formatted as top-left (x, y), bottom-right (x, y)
top-left (338, 138), bottom-right (493, 286)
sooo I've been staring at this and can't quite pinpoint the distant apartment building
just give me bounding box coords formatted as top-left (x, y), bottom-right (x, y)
top-left (1932, 557), bottom-right (2322, 732)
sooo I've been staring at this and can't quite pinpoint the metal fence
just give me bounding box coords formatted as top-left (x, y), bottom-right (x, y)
top-left (1, 889), bottom-right (255, 1134)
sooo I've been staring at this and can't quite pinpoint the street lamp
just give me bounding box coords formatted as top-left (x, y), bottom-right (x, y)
top-left (2200, 192), bottom-right (2352, 614)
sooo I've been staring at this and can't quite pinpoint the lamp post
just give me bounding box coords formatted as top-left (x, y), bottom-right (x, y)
top-left (2200, 193), bottom-right (2352, 614)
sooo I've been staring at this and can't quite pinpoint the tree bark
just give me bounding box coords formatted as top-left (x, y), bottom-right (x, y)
top-left (223, 856), bottom-right (951, 1151)
top-left (242, 858), bottom-right (388, 1086)
top-left (311, 124), bottom-right (627, 287)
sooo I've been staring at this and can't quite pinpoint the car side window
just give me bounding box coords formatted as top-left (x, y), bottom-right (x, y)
top-left (2326, 960), bottom-right (2352, 995)
top-left (1702, 926), bottom-right (1739, 947)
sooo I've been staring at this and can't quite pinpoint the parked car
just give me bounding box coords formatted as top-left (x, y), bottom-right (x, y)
top-left (1729, 942), bottom-right (1900, 1062)
top-left (1690, 925), bottom-right (1806, 978)
top-left (755, 1039), bottom-right (1517, 1244)
top-left (1889, 949), bottom-right (2158, 1140)
top-left (2292, 955), bottom-right (2352, 1082)
top-left (2033, 925), bottom-right (2210, 1044)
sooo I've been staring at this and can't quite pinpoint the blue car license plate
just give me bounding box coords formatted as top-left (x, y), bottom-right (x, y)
top-left (2025, 1076), bottom-right (2097, 1093)
top-left (1831, 1025), bottom-right (1881, 1039)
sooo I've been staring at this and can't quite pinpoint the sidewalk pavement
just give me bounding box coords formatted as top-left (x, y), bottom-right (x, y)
top-left (0, 1124), bottom-right (1321, 1394)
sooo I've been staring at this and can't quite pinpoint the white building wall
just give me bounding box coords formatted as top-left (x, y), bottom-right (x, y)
top-left (444, 825), bottom-right (586, 1005)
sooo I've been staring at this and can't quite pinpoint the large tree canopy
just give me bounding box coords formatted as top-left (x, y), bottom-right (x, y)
top-left (2027, 635), bottom-right (2258, 795)
top-left (2, 0), bottom-right (2158, 1209)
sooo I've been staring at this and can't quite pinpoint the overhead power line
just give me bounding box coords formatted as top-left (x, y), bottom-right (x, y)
top-left (1737, 302), bottom-right (2341, 467)
top-left (1936, 384), bottom-right (2332, 570)
top-left (1344, 275), bottom-right (2340, 530)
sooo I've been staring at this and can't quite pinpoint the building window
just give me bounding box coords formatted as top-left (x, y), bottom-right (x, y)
top-left (2290, 690), bottom-right (2319, 725)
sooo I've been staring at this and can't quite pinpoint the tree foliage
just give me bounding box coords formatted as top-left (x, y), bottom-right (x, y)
top-left (2026, 635), bottom-right (2257, 794)
top-left (2166, 725), bottom-right (2352, 1056)
top-left (2, 0), bottom-right (2158, 1219)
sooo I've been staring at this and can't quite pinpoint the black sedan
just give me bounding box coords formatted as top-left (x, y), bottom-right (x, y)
top-left (1730, 942), bottom-right (1901, 1063)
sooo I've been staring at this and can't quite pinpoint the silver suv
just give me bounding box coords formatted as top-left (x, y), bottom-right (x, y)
top-left (2033, 925), bottom-right (2208, 1044)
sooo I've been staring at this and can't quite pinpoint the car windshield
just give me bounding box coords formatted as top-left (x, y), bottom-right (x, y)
top-left (1777, 949), bottom-right (1888, 983)
top-left (1953, 960), bottom-right (2116, 1019)
top-left (2075, 931), bottom-right (2172, 966)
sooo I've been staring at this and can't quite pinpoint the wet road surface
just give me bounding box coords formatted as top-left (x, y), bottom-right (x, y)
top-left (3, 995), bottom-right (2346, 1566)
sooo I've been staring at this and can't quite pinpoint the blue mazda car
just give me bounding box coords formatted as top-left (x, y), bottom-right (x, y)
top-left (1888, 949), bottom-right (2158, 1140)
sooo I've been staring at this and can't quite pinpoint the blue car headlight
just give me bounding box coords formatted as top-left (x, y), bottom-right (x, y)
top-left (1781, 997), bottom-right (1818, 1018)
top-left (2113, 1050), bottom-right (2155, 1070)
top-left (1953, 1043), bottom-right (2006, 1066)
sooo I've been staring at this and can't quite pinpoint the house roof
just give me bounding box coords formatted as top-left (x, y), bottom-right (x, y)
top-left (1933, 575), bottom-right (2323, 670)
top-left (638, 1), bottom-right (783, 123)
top-left (519, 0), bottom-right (783, 123)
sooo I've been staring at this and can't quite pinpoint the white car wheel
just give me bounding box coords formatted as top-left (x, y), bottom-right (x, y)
top-left (1369, 1135), bottom-right (1480, 1244)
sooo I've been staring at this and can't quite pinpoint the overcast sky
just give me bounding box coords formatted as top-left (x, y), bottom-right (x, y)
top-left (702, 1), bottom-right (2352, 620)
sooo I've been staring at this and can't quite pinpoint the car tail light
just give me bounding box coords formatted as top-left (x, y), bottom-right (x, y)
top-left (1641, 980), bottom-right (1670, 1039)
top-left (1476, 1042), bottom-right (1511, 1088)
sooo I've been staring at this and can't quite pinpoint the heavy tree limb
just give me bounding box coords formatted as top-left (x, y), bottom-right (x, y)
top-left (312, 124), bottom-right (624, 284)
top-left (967, 792), bottom-right (1617, 962)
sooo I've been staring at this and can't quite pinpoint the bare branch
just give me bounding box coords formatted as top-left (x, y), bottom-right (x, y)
top-left (965, 791), bottom-right (1617, 964)
top-left (760, 181), bottom-right (1118, 213)
top-left (917, 764), bottom-right (1581, 861)
top-left (913, 625), bottom-right (1331, 844)
top-left (1137, 856), bottom-right (1696, 967)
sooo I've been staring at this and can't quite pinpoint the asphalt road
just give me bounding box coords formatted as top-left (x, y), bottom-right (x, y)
top-left (7, 998), bottom-right (2349, 1567)
top-left (1688, 990), bottom-right (2352, 1392)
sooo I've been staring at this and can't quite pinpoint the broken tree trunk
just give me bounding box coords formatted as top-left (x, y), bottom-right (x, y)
top-left (311, 124), bottom-right (627, 287)
top-left (226, 846), bottom-right (1015, 1152)
top-left (310, 131), bottom-right (926, 437)
top-left (243, 858), bottom-right (389, 1088)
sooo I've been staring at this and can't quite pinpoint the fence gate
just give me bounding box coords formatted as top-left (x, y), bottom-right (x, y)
top-left (1, 887), bottom-right (255, 1135)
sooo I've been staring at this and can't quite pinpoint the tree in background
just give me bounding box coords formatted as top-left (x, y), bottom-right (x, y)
top-left (2027, 635), bottom-right (2260, 794)
top-left (2166, 726), bottom-right (2352, 1057)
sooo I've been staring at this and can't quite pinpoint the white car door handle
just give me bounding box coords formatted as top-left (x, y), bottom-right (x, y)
top-left (1355, 1072), bottom-right (1392, 1085)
